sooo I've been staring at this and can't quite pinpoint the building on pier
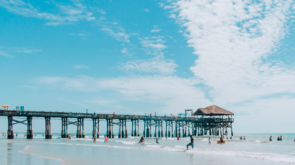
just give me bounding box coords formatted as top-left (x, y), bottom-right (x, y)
top-left (193, 105), bottom-right (234, 136)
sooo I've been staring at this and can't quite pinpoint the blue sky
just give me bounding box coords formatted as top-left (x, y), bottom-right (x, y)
top-left (0, 0), bottom-right (295, 133)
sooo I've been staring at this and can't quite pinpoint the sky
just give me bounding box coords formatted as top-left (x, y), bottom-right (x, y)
top-left (0, 0), bottom-right (295, 133)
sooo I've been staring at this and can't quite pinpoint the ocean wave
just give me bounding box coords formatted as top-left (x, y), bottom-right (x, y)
top-left (186, 149), bottom-right (295, 163)
top-left (120, 141), bottom-right (138, 145)
top-left (146, 145), bottom-right (161, 148)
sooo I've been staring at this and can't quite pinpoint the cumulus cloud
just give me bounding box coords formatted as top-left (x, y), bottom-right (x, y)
top-left (168, 0), bottom-right (295, 103)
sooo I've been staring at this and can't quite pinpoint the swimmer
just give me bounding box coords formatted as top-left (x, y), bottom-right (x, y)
top-left (186, 135), bottom-right (194, 150)
top-left (139, 135), bottom-right (145, 143)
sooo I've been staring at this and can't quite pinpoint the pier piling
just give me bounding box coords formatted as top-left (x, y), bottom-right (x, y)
top-left (27, 116), bottom-right (33, 139)
top-left (45, 117), bottom-right (52, 139)
top-left (7, 116), bottom-right (14, 139)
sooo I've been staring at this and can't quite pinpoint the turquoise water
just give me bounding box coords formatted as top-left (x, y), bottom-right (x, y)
top-left (1, 133), bottom-right (295, 165)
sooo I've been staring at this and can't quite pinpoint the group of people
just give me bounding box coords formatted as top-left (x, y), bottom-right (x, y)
top-left (269, 136), bottom-right (283, 141)
top-left (239, 136), bottom-right (246, 140)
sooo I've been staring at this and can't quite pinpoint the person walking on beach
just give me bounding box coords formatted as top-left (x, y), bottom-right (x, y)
top-left (187, 135), bottom-right (194, 150)
top-left (177, 135), bottom-right (179, 140)
top-left (139, 135), bottom-right (145, 143)
top-left (104, 135), bottom-right (108, 143)
top-left (209, 136), bottom-right (211, 144)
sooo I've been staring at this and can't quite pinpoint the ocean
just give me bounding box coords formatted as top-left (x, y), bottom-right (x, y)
top-left (1, 133), bottom-right (295, 165)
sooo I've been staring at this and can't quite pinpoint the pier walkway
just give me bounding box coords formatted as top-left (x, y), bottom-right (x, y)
top-left (0, 108), bottom-right (234, 139)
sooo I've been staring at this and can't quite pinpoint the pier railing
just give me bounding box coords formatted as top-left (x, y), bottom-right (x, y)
top-left (0, 110), bottom-right (234, 122)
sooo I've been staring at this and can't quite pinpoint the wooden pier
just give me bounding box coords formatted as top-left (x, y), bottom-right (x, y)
top-left (0, 105), bottom-right (234, 139)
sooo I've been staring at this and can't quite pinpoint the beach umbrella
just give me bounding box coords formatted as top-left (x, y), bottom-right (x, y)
top-left (2, 105), bottom-right (10, 110)
top-left (178, 113), bottom-right (186, 116)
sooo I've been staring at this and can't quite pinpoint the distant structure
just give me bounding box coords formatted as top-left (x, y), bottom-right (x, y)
top-left (0, 105), bottom-right (234, 139)
top-left (193, 105), bottom-right (234, 136)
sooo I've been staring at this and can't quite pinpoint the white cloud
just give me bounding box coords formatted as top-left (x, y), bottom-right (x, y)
top-left (140, 36), bottom-right (166, 50)
top-left (122, 56), bottom-right (177, 74)
top-left (0, 46), bottom-right (41, 57)
top-left (73, 65), bottom-right (89, 69)
top-left (169, 14), bottom-right (176, 18)
top-left (0, 51), bottom-right (11, 57)
top-left (11, 47), bottom-right (42, 53)
top-left (151, 26), bottom-right (161, 33)
top-left (121, 47), bottom-right (133, 57)
top-left (37, 75), bottom-right (210, 114)
top-left (144, 9), bottom-right (150, 12)
top-left (101, 26), bottom-right (130, 43)
top-left (167, 0), bottom-right (295, 104)
top-left (0, 0), bottom-right (96, 25)
top-left (69, 31), bottom-right (89, 39)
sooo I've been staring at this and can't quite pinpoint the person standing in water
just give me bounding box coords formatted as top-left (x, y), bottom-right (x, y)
top-left (187, 135), bottom-right (194, 150)
top-left (156, 138), bottom-right (159, 144)
top-left (269, 136), bottom-right (272, 141)
top-left (104, 135), bottom-right (108, 143)
top-left (139, 135), bottom-right (145, 143)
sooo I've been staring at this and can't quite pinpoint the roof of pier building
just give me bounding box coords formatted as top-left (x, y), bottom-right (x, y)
top-left (193, 105), bottom-right (234, 116)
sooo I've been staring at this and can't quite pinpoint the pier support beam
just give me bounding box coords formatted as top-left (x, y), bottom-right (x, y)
top-left (121, 120), bottom-right (124, 138)
top-left (154, 121), bottom-right (157, 137)
top-left (27, 116), bottom-right (33, 139)
top-left (143, 120), bottom-right (146, 137)
top-left (171, 121), bottom-right (174, 138)
top-left (7, 116), bottom-right (14, 139)
top-left (97, 119), bottom-right (100, 138)
top-left (149, 120), bottom-right (152, 137)
top-left (134, 120), bottom-right (137, 137)
top-left (119, 120), bottom-right (122, 138)
top-left (77, 118), bottom-right (82, 138)
top-left (131, 120), bottom-right (134, 136)
top-left (231, 126), bottom-right (233, 136)
top-left (165, 121), bottom-right (168, 138)
top-left (45, 117), bottom-right (52, 139)
top-left (92, 118), bottom-right (99, 138)
top-left (61, 117), bottom-right (68, 138)
top-left (125, 120), bottom-right (128, 138)
top-left (137, 120), bottom-right (140, 136)
top-left (161, 121), bottom-right (163, 137)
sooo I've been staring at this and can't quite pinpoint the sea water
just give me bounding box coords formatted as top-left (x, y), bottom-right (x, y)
top-left (1, 133), bottom-right (295, 165)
